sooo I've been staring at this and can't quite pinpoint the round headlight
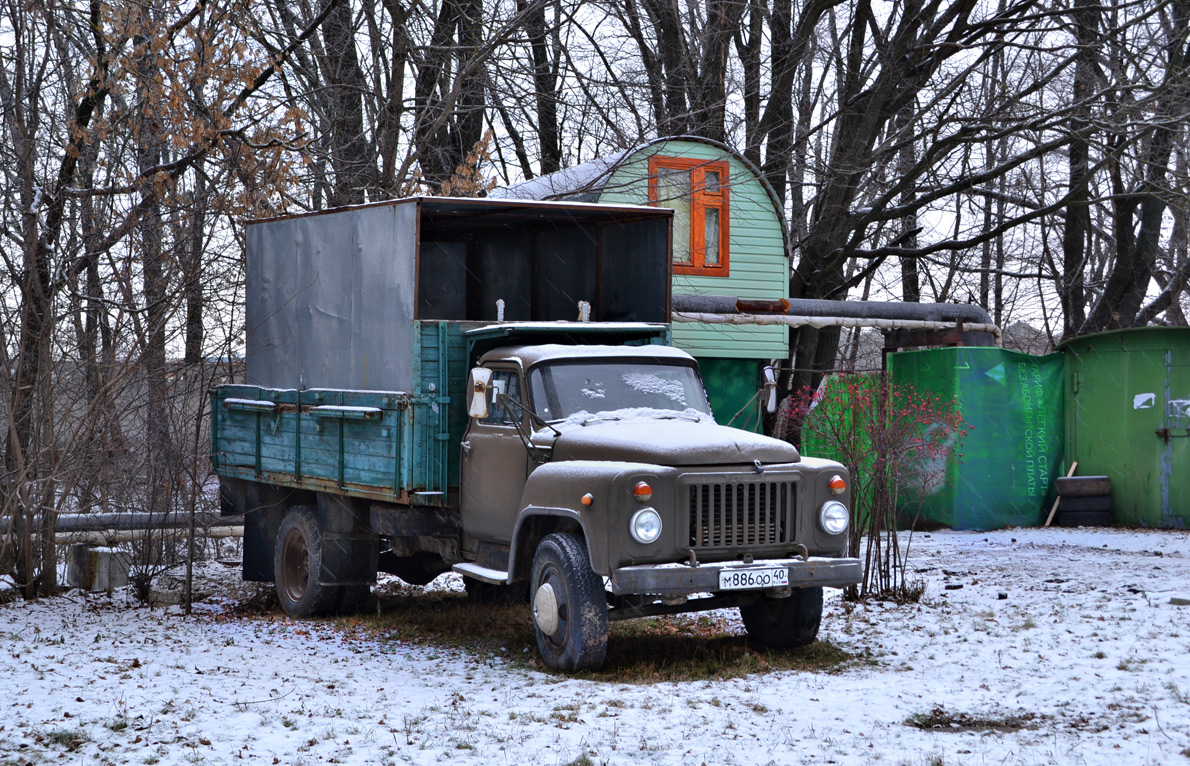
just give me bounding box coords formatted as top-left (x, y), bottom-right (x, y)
top-left (819, 501), bottom-right (849, 535)
top-left (630, 507), bottom-right (663, 544)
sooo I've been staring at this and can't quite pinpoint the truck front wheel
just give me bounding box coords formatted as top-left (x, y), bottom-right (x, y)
top-left (739, 586), bottom-right (823, 649)
top-left (275, 506), bottom-right (340, 617)
top-left (530, 533), bottom-right (609, 671)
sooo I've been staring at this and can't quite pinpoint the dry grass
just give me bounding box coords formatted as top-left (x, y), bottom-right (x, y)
top-left (234, 585), bottom-right (866, 683)
top-left (905, 705), bottom-right (1045, 732)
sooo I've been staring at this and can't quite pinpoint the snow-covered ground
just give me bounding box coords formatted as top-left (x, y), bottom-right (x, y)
top-left (2, 527), bottom-right (1188, 765)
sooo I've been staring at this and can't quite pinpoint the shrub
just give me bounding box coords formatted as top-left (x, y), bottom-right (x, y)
top-left (787, 374), bottom-right (966, 600)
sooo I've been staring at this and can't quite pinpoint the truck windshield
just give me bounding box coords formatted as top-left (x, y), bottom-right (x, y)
top-left (528, 361), bottom-right (712, 423)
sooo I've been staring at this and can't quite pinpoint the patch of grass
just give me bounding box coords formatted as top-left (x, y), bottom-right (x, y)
top-left (292, 590), bottom-right (867, 683)
top-left (905, 705), bottom-right (1044, 732)
top-left (562, 756), bottom-right (595, 766)
top-left (577, 629), bottom-right (863, 683)
top-left (222, 584), bottom-right (279, 616)
top-left (1093, 650), bottom-right (1107, 659)
top-left (43, 728), bottom-right (89, 751)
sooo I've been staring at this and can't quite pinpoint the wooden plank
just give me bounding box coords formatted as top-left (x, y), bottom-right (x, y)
top-left (1042, 461), bottom-right (1080, 525)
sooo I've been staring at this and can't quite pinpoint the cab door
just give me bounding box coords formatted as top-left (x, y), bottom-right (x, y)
top-left (460, 367), bottom-right (532, 553)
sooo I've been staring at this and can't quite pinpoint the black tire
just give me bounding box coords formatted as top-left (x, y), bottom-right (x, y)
top-left (1056, 476), bottom-right (1111, 497)
top-left (530, 533), bottom-right (609, 671)
top-left (275, 506), bottom-right (370, 617)
top-left (1057, 494), bottom-right (1112, 512)
top-left (739, 587), bottom-right (823, 649)
top-left (1056, 509), bottom-right (1113, 527)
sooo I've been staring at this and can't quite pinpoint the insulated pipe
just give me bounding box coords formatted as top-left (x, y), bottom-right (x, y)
top-left (0, 512), bottom-right (236, 534)
top-left (54, 527), bottom-right (244, 545)
top-left (672, 311), bottom-right (1004, 346)
top-left (672, 293), bottom-right (994, 324)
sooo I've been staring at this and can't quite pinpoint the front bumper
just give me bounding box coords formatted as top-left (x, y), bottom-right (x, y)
top-left (610, 556), bottom-right (862, 595)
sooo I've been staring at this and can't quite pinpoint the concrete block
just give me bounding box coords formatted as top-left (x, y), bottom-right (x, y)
top-left (66, 544), bottom-right (132, 591)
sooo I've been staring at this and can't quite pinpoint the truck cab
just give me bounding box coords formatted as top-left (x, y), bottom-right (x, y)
top-left (454, 342), bottom-right (859, 670)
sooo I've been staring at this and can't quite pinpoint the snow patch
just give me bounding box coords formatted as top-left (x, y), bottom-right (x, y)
top-left (1, 528), bottom-right (1188, 765)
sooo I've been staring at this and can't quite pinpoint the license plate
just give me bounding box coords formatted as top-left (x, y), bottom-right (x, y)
top-left (719, 566), bottom-right (789, 591)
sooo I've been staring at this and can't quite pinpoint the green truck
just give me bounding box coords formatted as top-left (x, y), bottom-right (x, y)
top-left (212, 197), bottom-right (860, 671)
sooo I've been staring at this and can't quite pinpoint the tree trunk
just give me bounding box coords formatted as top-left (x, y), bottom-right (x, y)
top-left (320, 0), bottom-right (376, 205)
top-left (521, 0), bottom-right (561, 174)
top-left (1060, 0), bottom-right (1098, 336)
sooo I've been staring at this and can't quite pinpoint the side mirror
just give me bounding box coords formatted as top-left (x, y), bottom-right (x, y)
top-left (468, 368), bottom-right (492, 419)
top-left (762, 366), bottom-right (778, 415)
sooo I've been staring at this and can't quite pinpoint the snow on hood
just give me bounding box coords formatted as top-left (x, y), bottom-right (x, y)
top-left (538, 408), bottom-right (799, 465)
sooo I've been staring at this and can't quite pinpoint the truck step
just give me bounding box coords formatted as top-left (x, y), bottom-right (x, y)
top-left (452, 562), bottom-right (509, 584)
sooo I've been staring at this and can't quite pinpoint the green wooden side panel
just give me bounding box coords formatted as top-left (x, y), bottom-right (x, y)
top-left (412, 321), bottom-right (474, 495)
top-left (210, 384), bottom-right (418, 504)
top-left (596, 139), bottom-right (788, 359)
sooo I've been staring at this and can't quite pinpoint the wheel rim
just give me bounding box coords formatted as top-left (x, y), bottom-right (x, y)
top-left (533, 583), bottom-right (560, 635)
top-left (535, 562), bottom-right (569, 653)
top-left (281, 528), bottom-right (310, 604)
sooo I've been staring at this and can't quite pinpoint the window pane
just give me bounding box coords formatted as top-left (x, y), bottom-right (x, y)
top-left (529, 362), bottom-right (712, 422)
top-left (704, 170), bottom-right (720, 194)
top-left (704, 207), bottom-right (720, 266)
top-left (657, 168), bottom-right (692, 264)
top-left (482, 371), bottom-right (522, 425)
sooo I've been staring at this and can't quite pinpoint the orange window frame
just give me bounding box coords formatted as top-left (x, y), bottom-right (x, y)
top-left (647, 156), bottom-right (730, 277)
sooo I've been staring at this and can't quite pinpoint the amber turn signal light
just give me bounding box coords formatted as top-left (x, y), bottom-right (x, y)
top-left (828, 475), bottom-right (847, 495)
top-left (633, 481), bottom-right (653, 502)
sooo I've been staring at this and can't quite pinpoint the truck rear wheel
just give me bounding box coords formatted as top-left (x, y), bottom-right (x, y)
top-left (530, 533), bottom-right (609, 671)
top-left (740, 586), bottom-right (823, 649)
top-left (275, 506), bottom-right (344, 617)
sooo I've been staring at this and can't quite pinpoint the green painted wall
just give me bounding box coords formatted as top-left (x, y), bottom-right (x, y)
top-left (802, 351), bottom-right (1066, 531)
top-left (595, 139), bottom-right (789, 360)
top-left (890, 348), bottom-right (1065, 530)
top-left (1061, 327), bottom-right (1190, 528)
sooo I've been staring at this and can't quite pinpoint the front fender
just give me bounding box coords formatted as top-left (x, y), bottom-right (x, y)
top-left (513, 460), bottom-right (677, 576)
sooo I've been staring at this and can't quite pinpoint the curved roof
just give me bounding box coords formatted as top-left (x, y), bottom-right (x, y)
top-left (490, 136), bottom-right (789, 253)
top-left (1056, 324), bottom-right (1190, 351)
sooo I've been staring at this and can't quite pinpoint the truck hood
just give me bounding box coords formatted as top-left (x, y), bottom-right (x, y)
top-left (540, 414), bottom-right (800, 465)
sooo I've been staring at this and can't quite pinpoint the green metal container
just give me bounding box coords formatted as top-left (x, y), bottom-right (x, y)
top-left (801, 349), bottom-right (1065, 531)
top-left (1059, 327), bottom-right (1190, 528)
top-left (698, 357), bottom-right (765, 433)
top-left (888, 347), bottom-right (1065, 530)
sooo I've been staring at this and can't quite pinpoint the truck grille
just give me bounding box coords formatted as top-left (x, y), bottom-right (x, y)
top-left (686, 479), bottom-right (796, 549)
